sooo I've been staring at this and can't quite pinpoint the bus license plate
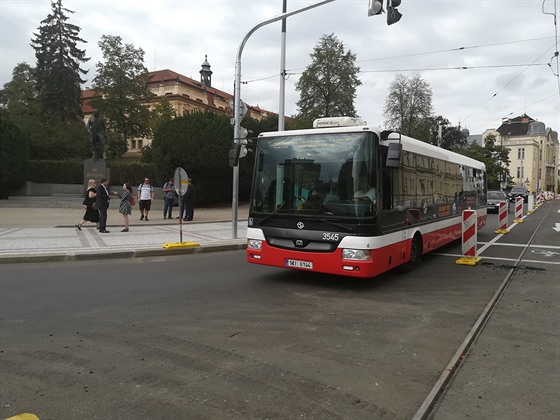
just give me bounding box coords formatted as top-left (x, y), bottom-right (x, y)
top-left (286, 259), bottom-right (313, 270)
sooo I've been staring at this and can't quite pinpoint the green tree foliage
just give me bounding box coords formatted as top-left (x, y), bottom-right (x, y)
top-left (30, 0), bottom-right (89, 122)
top-left (90, 35), bottom-right (154, 158)
top-left (0, 109), bottom-right (30, 198)
top-left (428, 116), bottom-right (467, 150)
top-left (459, 133), bottom-right (510, 189)
top-left (0, 63), bottom-right (42, 140)
top-left (150, 96), bottom-right (176, 134)
top-left (383, 74), bottom-right (433, 141)
top-left (1, 62), bottom-right (89, 160)
top-left (151, 111), bottom-right (234, 203)
top-left (295, 33), bottom-right (362, 120)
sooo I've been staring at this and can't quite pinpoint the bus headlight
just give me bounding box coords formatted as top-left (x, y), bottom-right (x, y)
top-left (342, 249), bottom-right (372, 261)
top-left (247, 239), bottom-right (262, 250)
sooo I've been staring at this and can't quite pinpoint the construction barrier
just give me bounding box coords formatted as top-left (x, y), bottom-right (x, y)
top-left (455, 209), bottom-right (482, 266)
top-left (494, 201), bottom-right (510, 234)
top-left (513, 196), bottom-right (524, 223)
top-left (536, 192), bottom-right (544, 206)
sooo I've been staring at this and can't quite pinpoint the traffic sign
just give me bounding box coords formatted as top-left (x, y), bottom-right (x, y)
top-left (174, 167), bottom-right (188, 196)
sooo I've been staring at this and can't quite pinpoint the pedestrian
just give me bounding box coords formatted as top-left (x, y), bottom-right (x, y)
top-left (76, 179), bottom-right (99, 230)
top-left (182, 178), bottom-right (195, 221)
top-left (137, 177), bottom-right (154, 221)
top-left (96, 178), bottom-right (113, 233)
top-left (117, 182), bottom-right (133, 232)
top-left (162, 178), bottom-right (175, 219)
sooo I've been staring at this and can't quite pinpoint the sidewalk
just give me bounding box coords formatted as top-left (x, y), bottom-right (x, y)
top-left (0, 200), bottom-right (248, 263)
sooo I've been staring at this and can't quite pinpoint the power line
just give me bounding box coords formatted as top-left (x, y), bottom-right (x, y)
top-left (357, 36), bottom-right (555, 64)
top-left (360, 63), bottom-right (550, 73)
top-left (462, 44), bottom-right (556, 124)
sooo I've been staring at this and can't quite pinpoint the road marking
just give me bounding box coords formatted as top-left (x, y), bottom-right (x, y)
top-left (477, 242), bottom-right (560, 250)
top-left (435, 253), bottom-right (560, 265)
top-left (531, 249), bottom-right (560, 258)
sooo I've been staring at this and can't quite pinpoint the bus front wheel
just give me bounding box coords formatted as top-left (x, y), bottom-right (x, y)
top-left (398, 234), bottom-right (422, 273)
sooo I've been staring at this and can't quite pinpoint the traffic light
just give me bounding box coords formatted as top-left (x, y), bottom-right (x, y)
top-left (368, 0), bottom-right (384, 16)
top-left (386, 0), bottom-right (402, 25)
top-left (228, 126), bottom-right (251, 167)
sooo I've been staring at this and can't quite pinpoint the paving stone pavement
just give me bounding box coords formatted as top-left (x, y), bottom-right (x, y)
top-left (0, 200), bottom-right (248, 263)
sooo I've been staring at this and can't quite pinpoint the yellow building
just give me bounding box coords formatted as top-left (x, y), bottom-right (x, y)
top-left (482, 114), bottom-right (559, 193)
top-left (82, 56), bottom-right (277, 155)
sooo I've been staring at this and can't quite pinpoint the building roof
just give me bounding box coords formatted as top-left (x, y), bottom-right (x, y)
top-left (81, 68), bottom-right (278, 120)
top-left (496, 114), bottom-right (535, 136)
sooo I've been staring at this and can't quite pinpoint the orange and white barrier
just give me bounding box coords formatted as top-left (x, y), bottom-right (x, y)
top-left (456, 209), bottom-right (482, 265)
top-left (494, 201), bottom-right (510, 234)
top-left (513, 196), bottom-right (524, 223)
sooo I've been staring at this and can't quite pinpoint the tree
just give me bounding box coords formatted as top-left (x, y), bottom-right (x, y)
top-left (149, 96), bottom-right (176, 134)
top-left (90, 35), bottom-right (154, 158)
top-left (0, 109), bottom-right (30, 198)
top-left (151, 111), bottom-right (234, 204)
top-left (295, 33), bottom-right (362, 120)
top-left (1, 62), bottom-right (89, 160)
top-left (428, 116), bottom-right (467, 150)
top-left (383, 73), bottom-right (433, 141)
top-left (30, 0), bottom-right (89, 122)
top-left (0, 63), bottom-right (42, 138)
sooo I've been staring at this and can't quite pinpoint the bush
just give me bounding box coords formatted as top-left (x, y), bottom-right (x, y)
top-left (0, 110), bottom-right (30, 198)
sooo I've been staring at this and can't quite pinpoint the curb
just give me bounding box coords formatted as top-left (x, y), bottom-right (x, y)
top-left (0, 242), bottom-right (247, 264)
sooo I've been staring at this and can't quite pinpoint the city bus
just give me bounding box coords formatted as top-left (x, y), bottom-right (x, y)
top-left (246, 117), bottom-right (487, 278)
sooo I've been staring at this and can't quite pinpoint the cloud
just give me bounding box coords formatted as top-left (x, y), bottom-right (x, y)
top-left (1, 0), bottom-right (558, 133)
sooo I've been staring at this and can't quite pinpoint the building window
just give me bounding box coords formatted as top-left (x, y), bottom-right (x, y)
top-left (517, 148), bottom-right (525, 160)
top-left (138, 140), bottom-right (143, 149)
top-left (516, 167), bottom-right (524, 179)
top-left (131, 140), bottom-right (136, 149)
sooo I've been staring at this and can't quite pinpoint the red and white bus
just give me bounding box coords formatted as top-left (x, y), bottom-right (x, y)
top-left (246, 117), bottom-right (487, 278)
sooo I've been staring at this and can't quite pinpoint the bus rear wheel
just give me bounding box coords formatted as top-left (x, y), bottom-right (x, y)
top-left (398, 234), bottom-right (422, 273)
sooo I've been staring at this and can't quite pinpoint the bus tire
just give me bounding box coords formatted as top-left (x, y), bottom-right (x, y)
top-left (398, 233), bottom-right (422, 273)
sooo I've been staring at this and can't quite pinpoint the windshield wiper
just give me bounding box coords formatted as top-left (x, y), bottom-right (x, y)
top-left (317, 218), bottom-right (354, 232)
top-left (258, 206), bottom-right (292, 225)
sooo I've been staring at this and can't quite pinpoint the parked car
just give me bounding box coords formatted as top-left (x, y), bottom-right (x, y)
top-left (508, 185), bottom-right (529, 203)
top-left (487, 190), bottom-right (509, 213)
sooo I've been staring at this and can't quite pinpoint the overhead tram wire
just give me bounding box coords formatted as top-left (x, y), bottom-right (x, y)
top-left (359, 63), bottom-right (550, 73)
top-left (356, 36), bottom-right (555, 64)
top-left (469, 93), bottom-right (558, 132)
top-left (461, 44), bottom-right (557, 126)
top-left (242, 37), bottom-right (555, 85)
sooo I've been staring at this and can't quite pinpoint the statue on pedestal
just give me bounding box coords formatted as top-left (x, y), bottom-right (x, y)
top-left (87, 110), bottom-right (107, 160)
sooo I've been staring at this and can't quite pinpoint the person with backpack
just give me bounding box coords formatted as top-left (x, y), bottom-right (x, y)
top-left (137, 177), bottom-right (154, 221)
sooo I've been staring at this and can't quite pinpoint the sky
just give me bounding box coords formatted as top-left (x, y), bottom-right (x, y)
top-left (1, 0), bottom-right (559, 135)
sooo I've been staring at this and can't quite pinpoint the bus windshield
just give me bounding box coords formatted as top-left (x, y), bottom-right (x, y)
top-left (250, 132), bottom-right (377, 220)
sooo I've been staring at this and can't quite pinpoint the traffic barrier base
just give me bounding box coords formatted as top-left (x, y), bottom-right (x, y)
top-left (162, 241), bottom-right (199, 249)
top-left (494, 228), bottom-right (510, 234)
top-left (455, 255), bottom-right (482, 265)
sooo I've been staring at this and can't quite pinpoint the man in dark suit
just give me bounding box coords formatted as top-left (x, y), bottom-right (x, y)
top-left (96, 178), bottom-right (111, 233)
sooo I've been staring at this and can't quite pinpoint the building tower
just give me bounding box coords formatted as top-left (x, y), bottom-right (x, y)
top-left (200, 55), bottom-right (212, 88)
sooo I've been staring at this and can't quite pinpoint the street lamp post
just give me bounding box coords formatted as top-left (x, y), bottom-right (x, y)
top-left (231, 0), bottom-right (336, 238)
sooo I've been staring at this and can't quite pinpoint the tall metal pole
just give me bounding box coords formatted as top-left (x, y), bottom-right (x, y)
top-left (231, 0), bottom-right (335, 238)
top-left (278, 0), bottom-right (287, 131)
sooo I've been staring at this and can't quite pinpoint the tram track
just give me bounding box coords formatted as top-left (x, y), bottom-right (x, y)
top-left (412, 203), bottom-right (554, 420)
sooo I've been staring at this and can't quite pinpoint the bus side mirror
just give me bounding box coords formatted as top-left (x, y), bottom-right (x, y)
top-left (386, 142), bottom-right (402, 168)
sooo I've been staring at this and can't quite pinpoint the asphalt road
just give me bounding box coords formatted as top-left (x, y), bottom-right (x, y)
top-left (0, 202), bottom-right (558, 420)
